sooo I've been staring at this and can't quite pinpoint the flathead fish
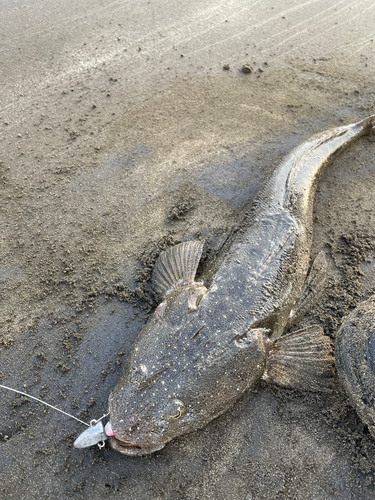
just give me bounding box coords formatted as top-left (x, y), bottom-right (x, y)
top-left (104, 116), bottom-right (375, 455)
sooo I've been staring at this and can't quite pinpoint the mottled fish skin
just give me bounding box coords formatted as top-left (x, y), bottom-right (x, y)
top-left (107, 116), bottom-right (375, 456)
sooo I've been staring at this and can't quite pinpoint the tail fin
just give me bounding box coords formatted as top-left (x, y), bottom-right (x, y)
top-left (263, 325), bottom-right (334, 392)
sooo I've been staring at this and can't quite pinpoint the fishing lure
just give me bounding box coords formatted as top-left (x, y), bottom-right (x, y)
top-left (0, 384), bottom-right (108, 448)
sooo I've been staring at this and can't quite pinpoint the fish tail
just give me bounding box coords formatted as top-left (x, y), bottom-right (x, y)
top-left (262, 325), bottom-right (334, 392)
top-left (356, 114), bottom-right (375, 131)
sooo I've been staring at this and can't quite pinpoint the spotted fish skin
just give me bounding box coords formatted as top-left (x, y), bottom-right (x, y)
top-left (107, 116), bottom-right (375, 456)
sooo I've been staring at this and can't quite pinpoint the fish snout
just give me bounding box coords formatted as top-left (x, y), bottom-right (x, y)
top-left (105, 417), bottom-right (167, 456)
top-left (105, 420), bottom-right (165, 455)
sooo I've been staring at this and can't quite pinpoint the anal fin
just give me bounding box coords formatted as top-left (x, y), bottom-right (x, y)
top-left (263, 325), bottom-right (334, 392)
top-left (286, 251), bottom-right (328, 329)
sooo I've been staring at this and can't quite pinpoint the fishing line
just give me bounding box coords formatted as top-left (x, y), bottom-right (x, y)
top-left (0, 384), bottom-right (108, 427)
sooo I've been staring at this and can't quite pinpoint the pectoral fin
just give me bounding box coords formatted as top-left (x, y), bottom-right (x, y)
top-left (152, 241), bottom-right (204, 299)
top-left (263, 325), bottom-right (334, 392)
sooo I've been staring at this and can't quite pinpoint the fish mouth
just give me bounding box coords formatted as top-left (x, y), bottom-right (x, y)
top-left (108, 435), bottom-right (165, 456)
top-left (105, 421), bottom-right (165, 456)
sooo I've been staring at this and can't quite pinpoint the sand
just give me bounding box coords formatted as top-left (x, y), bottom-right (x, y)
top-left (1, 1), bottom-right (375, 498)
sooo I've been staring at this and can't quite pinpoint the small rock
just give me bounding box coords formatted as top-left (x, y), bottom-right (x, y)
top-left (223, 64), bottom-right (230, 71)
top-left (241, 64), bottom-right (253, 74)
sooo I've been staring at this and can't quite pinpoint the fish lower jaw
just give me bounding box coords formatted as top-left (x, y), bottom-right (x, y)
top-left (108, 436), bottom-right (165, 456)
top-left (105, 421), bottom-right (165, 455)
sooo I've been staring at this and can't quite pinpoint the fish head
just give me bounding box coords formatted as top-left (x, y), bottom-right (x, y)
top-left (106, 285), bottom-right (266, 456)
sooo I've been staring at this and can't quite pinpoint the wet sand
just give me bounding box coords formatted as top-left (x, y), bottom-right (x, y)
top-left (1, 1), bottom-right (375, 498)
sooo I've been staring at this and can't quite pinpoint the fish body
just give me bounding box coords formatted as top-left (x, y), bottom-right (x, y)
top-left (106, 116), bottom-right (375, 455)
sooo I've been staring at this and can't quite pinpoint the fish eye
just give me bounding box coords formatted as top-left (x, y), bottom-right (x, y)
top-left (154, 301), bottom-right (167, 320)
top-left (188, 286), bottom-right (206, 312)
top-left (163, 399), bottom-right (185, 422)
top-left (131, 364), bottom-right (148, 383)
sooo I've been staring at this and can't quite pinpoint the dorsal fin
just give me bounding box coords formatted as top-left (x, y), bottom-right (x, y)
top-left (152, 241), bottom-right (203, 299)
